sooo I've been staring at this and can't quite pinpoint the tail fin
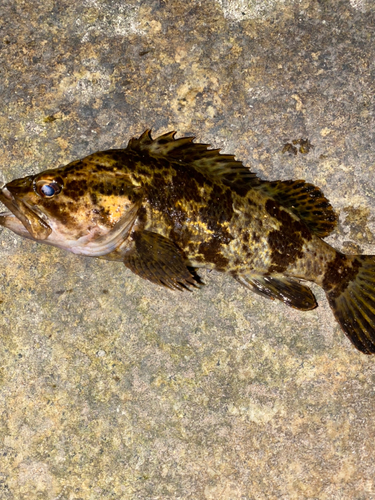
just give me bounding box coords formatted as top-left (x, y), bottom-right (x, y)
top-left (324, 254), bottom-right (375, 354)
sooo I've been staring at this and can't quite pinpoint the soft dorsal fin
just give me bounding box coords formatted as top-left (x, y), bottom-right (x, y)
top-left (257, 179), bottom-right (337, 237)
top-left (127, 130), bottom-right (260, 189)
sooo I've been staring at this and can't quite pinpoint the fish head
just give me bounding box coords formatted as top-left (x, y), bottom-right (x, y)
top-left (0, 154), bottom-right (143, 256)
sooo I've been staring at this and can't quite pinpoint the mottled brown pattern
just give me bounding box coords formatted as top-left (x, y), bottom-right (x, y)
top-left (259, 180), bottom-right (337, 238)
top-left (323, 253), bottom-right (361, 299)
top-left (265, 198), bottom-right (312, 273)
top-left (63, 179), bottom-right (88, 200)
top-left (198, 238), bottom-right (230, 270)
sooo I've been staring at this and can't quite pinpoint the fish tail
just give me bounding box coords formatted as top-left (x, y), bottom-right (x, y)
top-left (323, 253), bottom-right (375, 354)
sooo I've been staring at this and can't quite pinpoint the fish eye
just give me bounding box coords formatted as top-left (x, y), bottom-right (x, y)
top-left (35, 180), bottom-right (62, 198)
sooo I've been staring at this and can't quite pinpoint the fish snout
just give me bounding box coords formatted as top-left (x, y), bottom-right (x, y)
top-left (3, 176), bottom-right (34, 198)
top-left (0, 183), bottom-right (52, 240)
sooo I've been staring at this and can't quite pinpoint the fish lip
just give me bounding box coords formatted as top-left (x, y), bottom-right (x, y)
top-left (0, 186), bottom-right (52, 240)
top-left (0, 186), bottom-right (13, 201)
top-left (0, 210), bottom-right (14, 218)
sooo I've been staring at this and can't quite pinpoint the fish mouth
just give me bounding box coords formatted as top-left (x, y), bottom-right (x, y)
top-left (0, 186), bottom-right (52, 240)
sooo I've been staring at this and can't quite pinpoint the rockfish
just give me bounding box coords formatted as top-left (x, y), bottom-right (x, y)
top-left (0, 130), bottom-right (374, 354)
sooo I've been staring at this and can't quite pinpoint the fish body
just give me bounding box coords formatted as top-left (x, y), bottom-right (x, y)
top-left (1, 130), bottom-right (375, 354)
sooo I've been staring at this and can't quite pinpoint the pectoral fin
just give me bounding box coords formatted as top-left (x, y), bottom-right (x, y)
top-left (235, 274), bottom-right (317, 311)
top-left (124, 230), bottom-right (202, 290)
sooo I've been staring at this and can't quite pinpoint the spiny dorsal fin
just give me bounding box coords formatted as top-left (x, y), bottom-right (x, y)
top-left (257, 179), bottom-right (337, 237)
top-left (127, 130), bottom-right (260, 189)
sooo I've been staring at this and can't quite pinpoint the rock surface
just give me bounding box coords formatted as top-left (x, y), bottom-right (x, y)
top-left (0, 0), bottom-right (375, 498)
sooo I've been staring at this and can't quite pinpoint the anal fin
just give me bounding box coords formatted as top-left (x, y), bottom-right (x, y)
top-left (235, 274), bottom-right (317, 311)
top-left (124, 230), bottom-right (202, 291)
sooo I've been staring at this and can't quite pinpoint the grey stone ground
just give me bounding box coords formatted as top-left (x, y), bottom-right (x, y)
top-left (0, 0), bottom-right (375, 498)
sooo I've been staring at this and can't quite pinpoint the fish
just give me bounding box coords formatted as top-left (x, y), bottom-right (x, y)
top-left (1, 130), bottom-right (375, 354)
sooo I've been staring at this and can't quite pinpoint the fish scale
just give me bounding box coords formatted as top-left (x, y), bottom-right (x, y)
top-left (1, 130), bottom-right (375, 354)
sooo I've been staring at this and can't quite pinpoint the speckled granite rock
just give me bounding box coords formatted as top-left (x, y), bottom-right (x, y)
top-left (0, 0), bottom-right (375, 498)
